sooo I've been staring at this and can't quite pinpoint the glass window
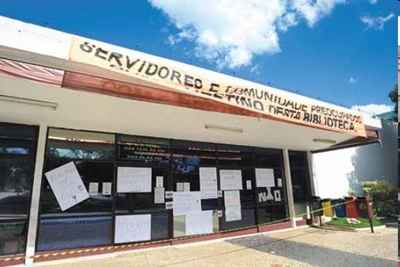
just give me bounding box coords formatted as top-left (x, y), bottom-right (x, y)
top-left (171, 140), bottom-right (219, 237)
top-left (254, 148), bottom-right (288, 224)
top-left (217, 144), bottom-right (256, 231)
top-left (0, 123), bottom-right (37, 256)
top-left (115, 135), bottom-right (171, 242)
top-left (37, 128), bottom-right (115, 251)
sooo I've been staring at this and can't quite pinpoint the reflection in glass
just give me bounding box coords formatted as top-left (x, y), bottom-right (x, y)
top-left (0, 123), bottom-right (37, 256)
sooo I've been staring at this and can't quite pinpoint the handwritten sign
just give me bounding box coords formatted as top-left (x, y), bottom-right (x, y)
top-left (45, 162), bottom-right (89, 211)
top-left (70, 36), bottom-right (366, 137)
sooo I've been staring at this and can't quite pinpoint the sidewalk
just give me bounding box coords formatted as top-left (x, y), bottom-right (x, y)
top-left (34, 227), bottom-right (397, 267)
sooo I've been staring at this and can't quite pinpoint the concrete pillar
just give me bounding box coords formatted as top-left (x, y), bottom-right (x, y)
top-left (283, 148), bottom-right (296, 228)
top-left (25, 124), bottom-right (47, 266)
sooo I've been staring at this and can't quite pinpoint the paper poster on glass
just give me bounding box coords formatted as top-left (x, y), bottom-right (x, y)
top-left (117, 167), bottom-right (152, 193)
top-left (255, 168), bottom-right (275, 187)
top-left (102, 182), bottom-right (112, 195)
top-left (219, 169), bottom-right (243, 190)
top-left (185, 210), bottom-right (213, 235)
top-left (225, 206), bottom-right (242, 222)
top-left (273, 189), bottom-right (282, 202)
top-left (114, 214), bottom-right (151, 243)
top-left (156, 176), bottom-right (164, 188)
top-left (154, 187), bottom-right (165, 204)
top-left (89, 182), bottom-right (99, 195)
top-left (199, 167), bottom-right (218, 199)
top-left (173, 192), bottom-right (201, 216)
top-left (45, 162), bottom-right (89, 211)
top-left (224, 190), bottom-right (241, 207)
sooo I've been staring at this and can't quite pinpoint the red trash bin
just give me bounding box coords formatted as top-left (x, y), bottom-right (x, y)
top-left (345, 196), bottom-right (359, 218)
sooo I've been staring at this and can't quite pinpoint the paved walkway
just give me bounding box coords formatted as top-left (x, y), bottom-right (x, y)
top-left (35, 227), bottom-right (398, 267)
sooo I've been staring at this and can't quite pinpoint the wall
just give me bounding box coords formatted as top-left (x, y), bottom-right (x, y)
top-left (312, 120), bottom-right (398, 198)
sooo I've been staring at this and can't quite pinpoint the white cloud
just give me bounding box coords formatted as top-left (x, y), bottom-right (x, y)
top-left (360, 13), bottom-right (394, 30)
top-left (369, 0), bottom-right (378, 4)
top-left (351, 104), bottom-right (393, 116)
top-left (348, 76), bottom-right (357, 84)
top-left (148, 0), bottom-right (346, 69)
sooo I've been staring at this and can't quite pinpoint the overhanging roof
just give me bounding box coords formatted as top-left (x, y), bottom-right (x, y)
top-left (0, 16), bottom-right (381, 150)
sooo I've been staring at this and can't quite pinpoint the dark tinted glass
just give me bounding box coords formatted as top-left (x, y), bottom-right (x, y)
top-left (254, 149), bottom-right (288, 224)
top-left (38, 128), bottom-right (115, 251)
top-left (0, 123), bottom-right (37, 256)
top-left (115, 135), bottom-right (171, 242)
top-left (216, 144), bottom-right (256, 231)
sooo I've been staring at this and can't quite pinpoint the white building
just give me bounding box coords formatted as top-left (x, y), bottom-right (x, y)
top-left (0, 16), bottom-right (382, 265)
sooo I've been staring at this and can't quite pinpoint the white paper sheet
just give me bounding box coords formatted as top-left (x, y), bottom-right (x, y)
top-left (89, 182), bottom-right (99, 195)
top-left (224, 190), bottom-right (241, 207)
top-left (166, 201), bottom-right (173, 209)
top-left (114, 214), bottom-right (151, 243)
top-left (154, 187), bottom-right (165, 204)
top-left (45, 162), bottom-right (89, 211)
top-left (273, 190), bottom-right (281, 202)
top-left (199, 167), bottom-right (218, 199)
top-left (183, 182), bottom-right (190, 192)
top-left (185, 210), bottom-right (213, 235)
top-left (102, 182), bottom-right (112, 195)
top-left (117, 167), bottom-right (152, 193)
top-left (219, 170), bottom-right (243, 190)
top-left (246, 180), bottom-right (252, 190)
top-left (173, 192), bottom-right (201, 216)
top-left (165, 191), bottom-right (173, 199)
top-left (156, 176), bottom-right (164, 188)
top-left (255, 168), bottom-right (275, 187)
top-left (225, 206), bottom-right (242, 222)
top-left (176, 182), bottom-right (184, 192)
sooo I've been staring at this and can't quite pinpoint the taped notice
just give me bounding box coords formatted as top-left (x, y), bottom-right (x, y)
top-left (277, 178), bottom-right (283, 187)
top-left (156, 176), bottom-right (164, 188)
top-left (255, 168), bottom-right (275, 188)
top-left (185, 210), bottom-right (213, 235)
top-left (224, 190), bottom-right (241, 207)
top-left (45, 162), bottom-right (89, 211)
top-left (154, 187), bottom-right (165, 204)
top-left (117, 167), bottom-right (151, 193)
top-left (176, 182), bottom-right (184, 192)
top-left (102, 182), bottom-right (112, 195)
top-left (225, 206), bottom-right (241, 222)
top-left (114, 214), bottom-right (151, 243)
top-left (220, 170), bottom-right (242, 190)
top-left (199, 167), bottom-right (218, 199)
top-left (166, 201), bottom-right (173, 209)
top-left (183, 182), bottom-right (190, 192)
top-left (246, 180), bottom-right (252, 190)
top-left (165, 191), bottom-right (173, 199)
top-left (173, 192), bottom-right (201, 216)
top-left (89, 182), bottom-right (98, 195)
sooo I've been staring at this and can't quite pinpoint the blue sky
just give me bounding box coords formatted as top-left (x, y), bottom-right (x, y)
top-left (0, 0), bottom-right (397, 114)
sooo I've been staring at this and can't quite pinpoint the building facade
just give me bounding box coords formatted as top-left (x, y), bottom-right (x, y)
top-left (0, 16), bottom-right (381, 265)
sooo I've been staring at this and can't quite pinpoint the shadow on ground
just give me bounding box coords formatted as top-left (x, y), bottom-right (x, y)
top-left (226, 230), bottom-right (397, 267)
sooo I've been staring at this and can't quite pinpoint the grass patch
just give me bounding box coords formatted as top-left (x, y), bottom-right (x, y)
top-left (327, 217), bottom-right (383, 229)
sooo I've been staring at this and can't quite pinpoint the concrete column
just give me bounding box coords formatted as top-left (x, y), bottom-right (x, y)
top-left (283, 148), bottom-right (296, 228)
top-left (25, 124), bottom-right (47, 266)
